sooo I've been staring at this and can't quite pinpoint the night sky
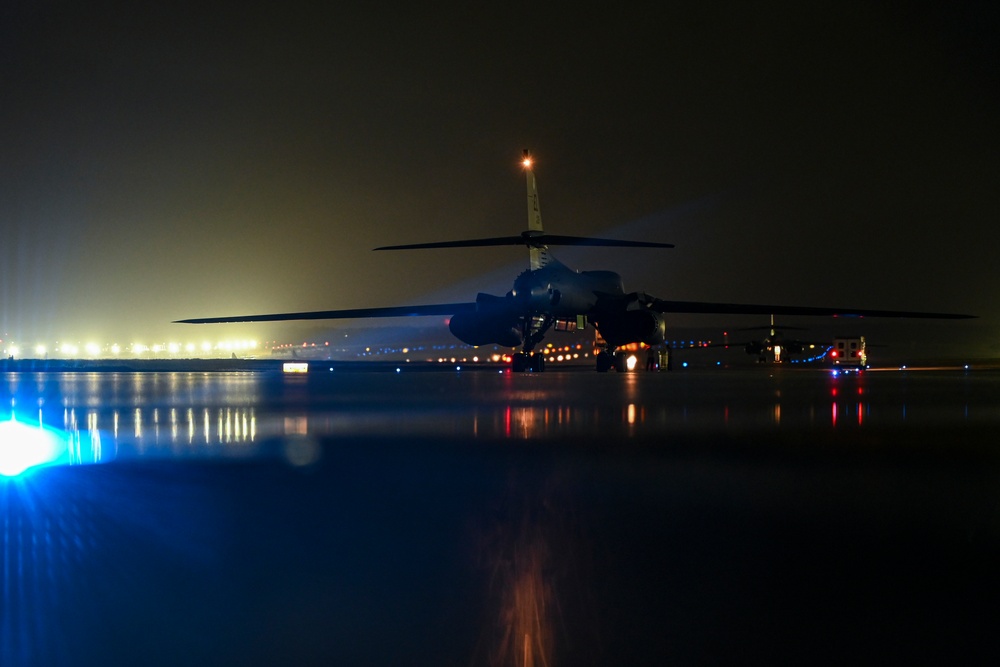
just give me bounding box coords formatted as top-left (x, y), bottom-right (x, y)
top-left (2, 3), bottom-right (997, 356)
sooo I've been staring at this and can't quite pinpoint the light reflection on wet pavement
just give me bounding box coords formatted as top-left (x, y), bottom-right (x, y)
top-left (2, 367), bottom-right (1000, 665)
top-left (5, 368), bottom-right (1000, 454)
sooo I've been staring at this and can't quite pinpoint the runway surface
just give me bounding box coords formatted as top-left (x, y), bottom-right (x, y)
top-left (2, 366), bottom-right (999, 665)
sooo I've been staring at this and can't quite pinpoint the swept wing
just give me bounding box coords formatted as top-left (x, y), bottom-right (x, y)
top-left (647, 298), bottom-right (973, 319)
top-left (175, 302), bottom-right (476, 324)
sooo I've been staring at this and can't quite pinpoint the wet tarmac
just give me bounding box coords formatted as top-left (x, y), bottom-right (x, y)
top-left (2, 366), bottom-right (1000, 665)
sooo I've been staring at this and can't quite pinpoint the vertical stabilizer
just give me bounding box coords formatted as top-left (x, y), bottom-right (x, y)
top-left (522, 149), bottom-right (549, 269)
top-left (523, 149), bottom-right (542, 233)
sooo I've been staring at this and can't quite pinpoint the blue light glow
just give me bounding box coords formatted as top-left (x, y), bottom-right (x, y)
top-left (0, 418), bottom-right (70, 477)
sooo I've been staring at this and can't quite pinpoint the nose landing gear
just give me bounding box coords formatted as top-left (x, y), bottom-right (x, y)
top-left (511, 352), bottom-right (546, 373)
top-left (596, 348), bottom-right (630, 372)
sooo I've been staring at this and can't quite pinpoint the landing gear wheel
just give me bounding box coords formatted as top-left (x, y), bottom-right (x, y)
top-left (513, 352), bottom-right (545, 372)
top-left (596, 351), bottom-right (613, 373)
top-left (512, 352), bottom-right (528, 372)
top-left (613, 351), bottom-right (629, 373)
top-left (529, 353), bottom-right (545, 372)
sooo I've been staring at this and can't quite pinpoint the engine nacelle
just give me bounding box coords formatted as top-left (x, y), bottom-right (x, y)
top-left (449, 312), bottom-right (523, 348)
top-left (595, 310), bottom-right (666, 347)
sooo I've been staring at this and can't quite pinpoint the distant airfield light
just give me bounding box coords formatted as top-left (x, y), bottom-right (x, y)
top-left (35, 345), bottom-right (47, 356)
top-left (201, 342), bottom-right (212, 352)
top-left (111, 344), bottom-right (121, 355)
top-left (185, 343), bottom-right (196, 353)
top-left (85, 343), bottom-right (100, 356)
top-left (9, 346), bottom-right (19, 357)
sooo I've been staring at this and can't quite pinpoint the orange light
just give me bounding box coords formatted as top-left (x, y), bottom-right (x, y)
top-left (522, 157), bottom-right (532, 168)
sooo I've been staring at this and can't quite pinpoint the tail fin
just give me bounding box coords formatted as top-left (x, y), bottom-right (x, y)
top-left (522, 149), bottom-right (550, 269)
top-left (373, 151), bottom-right (674, 257)
top-left (523, 149), bottom-right (543, 233)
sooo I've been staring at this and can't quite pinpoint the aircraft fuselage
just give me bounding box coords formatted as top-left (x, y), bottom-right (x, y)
top-left (510, 259), bottom-right (624, 318)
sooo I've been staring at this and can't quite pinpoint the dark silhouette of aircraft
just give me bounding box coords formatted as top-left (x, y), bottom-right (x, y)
top-left (732, 315), bottom-right (829, 363)
top-left (176, 151), bottom-right (973, 372)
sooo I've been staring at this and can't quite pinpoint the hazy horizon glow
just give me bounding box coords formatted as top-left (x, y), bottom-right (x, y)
top-left (1, 4), bottom-right (996, 358)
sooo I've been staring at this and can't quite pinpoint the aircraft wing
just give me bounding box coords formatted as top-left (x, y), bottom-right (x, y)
top-left (647, 299), bottom-right (975, 319)
top-left (376, 234), bottom-right (673, 250)
top-left (175, 302), bottom-right (477, 324)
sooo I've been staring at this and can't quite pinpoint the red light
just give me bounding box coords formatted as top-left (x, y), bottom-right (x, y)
top-left (830, 350), bottom-right (838, 358)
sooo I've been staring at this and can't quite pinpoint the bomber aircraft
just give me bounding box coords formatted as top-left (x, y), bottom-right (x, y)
top-left (177, 151), bottom-right (973, 372)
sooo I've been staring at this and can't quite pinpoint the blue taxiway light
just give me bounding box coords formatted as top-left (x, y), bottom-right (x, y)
top-left (0, 419), bottom-right (70, 477)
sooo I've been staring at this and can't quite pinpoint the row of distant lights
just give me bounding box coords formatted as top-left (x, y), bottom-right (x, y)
top-left (4, 340), bottom-right (259, 357)
top-left (431, 345), bottom-right (593, 365)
